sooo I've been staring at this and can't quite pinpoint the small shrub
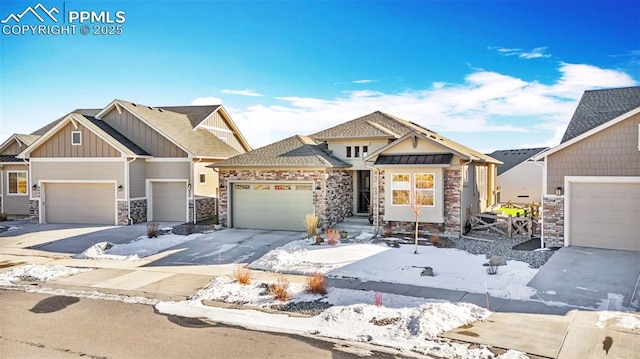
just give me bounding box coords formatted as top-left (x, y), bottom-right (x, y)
top-left (430, 234), bottom-right (440, 247)
top-left (315, 234), bottom-right (324, 244)
top-left (184, 223), bottom-right (196, 235)
top-left (147, 222), bottom-right (159, 238)
top-left (269, 277), bottom-right (291, 301)
top-left (233, 266), bottom-right (252, 285)
top-left (374, 292), bottom-right (383, 307)
top-left (325, 229), bottom-right (340, 245)
top-left (304, 214), bottom-right (319, 239)
top-left (486, 256), bottom-right (501, 275)
top-left (305, 273), bottom-right (327, 295)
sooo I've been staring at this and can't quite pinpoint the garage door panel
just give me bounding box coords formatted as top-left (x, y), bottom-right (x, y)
top-left (152, 182), bottom-right (187, 222)
top-left (45, 183), bottom-right (115, 225)
top-left (570, 182), bottom-right (640, 251)
top-left (232, 182), bottom-right (313, 231)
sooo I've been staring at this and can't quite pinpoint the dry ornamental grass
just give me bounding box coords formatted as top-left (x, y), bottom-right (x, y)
top-left (233, 266), bottom-right (253, 285)
top-left (269, 277), bottom-right (291, 301)
top-left (305, 273), bottom-right (327, 295)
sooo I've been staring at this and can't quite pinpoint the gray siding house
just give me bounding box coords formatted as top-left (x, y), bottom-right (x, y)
top-left (6, 99), bottom-right (251, 225)
top-left (213, 111), bottom-right (501, 234)
top-left (535, 86), bottom-right (640, 251)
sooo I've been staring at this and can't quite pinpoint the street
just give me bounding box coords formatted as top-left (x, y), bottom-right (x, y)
top-left (0, 290), bottom-right (406, 359)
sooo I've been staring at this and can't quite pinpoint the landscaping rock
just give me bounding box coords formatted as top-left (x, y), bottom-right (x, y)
top-left (420, 267), bottom-right (434, 277)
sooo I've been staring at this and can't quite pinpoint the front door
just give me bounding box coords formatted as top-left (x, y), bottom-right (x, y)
top-left (357, 170), bottom-right (371, 214)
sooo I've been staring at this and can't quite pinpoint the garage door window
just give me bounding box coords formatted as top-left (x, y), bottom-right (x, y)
top-left (234, 184), bottom-right (250, 190)
top-left (295, 184), bottom-right (313, 191)
top-left (274, 185), bottom-right (291, 190)
top-left (254, 184), bottom-right (270, 190)
top-left (7, 171), bottom-right (27, 195)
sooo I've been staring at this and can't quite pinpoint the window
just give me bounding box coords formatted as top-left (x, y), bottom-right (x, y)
top-left (354, 146), bottom-right (360, 157)
top-left (8, 171), bottom-right (27, 195)
top-left (362, 146), bottom-right (368, 157)
top-left (254, 184), bottom-right (270, 190)
top-left (274, 185), bottom-right (292, 190)
top-left (415, 173), bottom-right (435, 206)
top-left (71, 131), bottom-right (82, 145)
top-left (391, 173), bottom-right (410, 205)
top-left (199, 173), bottom-right (206, 184)
top-left (346, 146), bottom-right (352, 158)
top-left (234, 184), bottom-right (250, 190)
top-left (295, 184), bottom-right (313, 191)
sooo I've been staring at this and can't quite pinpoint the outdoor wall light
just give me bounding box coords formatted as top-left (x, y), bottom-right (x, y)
top-left (32, 184), bottom-right (38, 190)
top-left (219, 182), bottom-right (225, 189)
top-left (555, 187), bottom-right (562, 196)
top-left (315, 185), bottom-right (321, 190)
top-left (187, 183), bottom-right (192, 191)
top-left (117, 185), bottom-right (123, 191)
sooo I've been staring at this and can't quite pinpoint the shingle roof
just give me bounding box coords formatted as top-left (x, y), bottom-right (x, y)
top-left (311, 111), bottom-right (416, 140)
top-left (374, 154), bottom-right (453, 165)
top-left (31, 109), bottom-right (101, 136)
top-left (161, 105), bottom-right (221, 128)
top-left (487, 147), bottom-right (548, 176)
top-left (14, 134), bottom-right (40, 146)
top-left (0, 154), bottom-right (22, 163)
top-left (213, 135), bottom-right (351, 168)
top-left (83, 116), bottom-right (149, 156)
top-left (561, 86), bottom-right (640, 143)
top-left (114, 101), bottom-right (241, 158)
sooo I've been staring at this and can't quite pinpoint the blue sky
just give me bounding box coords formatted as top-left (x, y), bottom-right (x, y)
top-left (1, 0), bottom-right (639, 152)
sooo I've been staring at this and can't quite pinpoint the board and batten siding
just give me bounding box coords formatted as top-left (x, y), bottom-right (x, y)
top-left (29, 122), bottom-right (120, 158)
top-left (145, 161), bottom-right (190, 180)
top-left (2, 163), bottom-right (30, 215)
top-left (194, 161), bottom-right (218, 197)
top-left (101, 108), bottom-right (187, 157)
top-left (546, 114), bottom-right (640, 194)
top-left (199, 112), bottom-right (246, 154)
top-left (1, 140), bottom-right (26, 155)
top-left (129, 158), bottom-right (146, 198)
top-left (31, 161), bottom-right (126, 200)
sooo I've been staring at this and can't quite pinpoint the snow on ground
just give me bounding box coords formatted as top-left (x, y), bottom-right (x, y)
top-left (0, 264), bottom-right (91, 285)
top-left (74, 233), bottom-right (204, 260)
top-left (250, 240), bottom-right (538, 300)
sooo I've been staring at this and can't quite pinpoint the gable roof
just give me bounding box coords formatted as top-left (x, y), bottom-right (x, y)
top-left (213, 135), bottom-right (350, 168)
top-left (487, 147), bottom-right (548, 175)
top-left (161, 105), bottom-right (220, 128)
top-left (0, 154), bottom-right (24, 163)
top-left (0, 133), bottom-right (41, 154)
top-left (19, 113), bottom-right (150, 158)
top-left (96, 100), bottom-right (242, 159)
top-left (561, 86), bottom-right (640, 143)
top-left (31, 109), bottom-right (100, 136)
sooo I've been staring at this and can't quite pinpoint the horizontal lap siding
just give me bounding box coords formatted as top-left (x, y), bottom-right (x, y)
top-left (31, 161), bottom-right (125, 199)
top-left (194, 161), bottom-right (218, 197)
top-left (2, 164), bottom-right (30, 215)
top-left (30, 122), bottom-right (120, 158)
top-left (129, 159), bottom-right (146, 198)
top-left (145, 161), bottom-right (190, 180)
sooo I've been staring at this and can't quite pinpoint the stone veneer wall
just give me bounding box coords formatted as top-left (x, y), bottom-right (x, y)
top-left (130, 199), bottom-right (147, 224)
top-left (117, 201), bottom-right (129, 225)
top-left (29, 200), bottom-right (39, 223)
top-left (188, 199), bottom-right (194, 223)
top-left (377, 168), bottom-right (462, 235)
top-left (218, 169), bottom-right (352, 228)
top-left (542, 195), bottom-right (564, 247)
top-left (195, 196), bottom-right (217, 223)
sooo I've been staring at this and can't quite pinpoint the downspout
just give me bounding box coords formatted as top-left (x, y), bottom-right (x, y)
top-left (192, 157), bottom-right (205, 224)
top-left (364, 161), bottom-right (380, 236)
top-left (126, 157), bottom-right (136, 225)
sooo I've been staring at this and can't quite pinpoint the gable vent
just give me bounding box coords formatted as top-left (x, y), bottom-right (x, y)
top-left (131, 103), bottom-right (137, 106)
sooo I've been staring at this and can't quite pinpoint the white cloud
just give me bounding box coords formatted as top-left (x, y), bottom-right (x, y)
top-left (199, 63), bottom-right (636, 150)
top-left (492, 46), bottom-right (551, 59)
top-left (352, 79), bottom-right (374, 84)
top-left (191, 96), bottom-right (223, 105)
top-left (221, 89), bottom-right (264, 97)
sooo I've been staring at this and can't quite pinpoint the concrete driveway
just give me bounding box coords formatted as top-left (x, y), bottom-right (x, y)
top-left (528, 246), bottom-right (640, 311)
top-left (0, 222), bottom-right (303, 267)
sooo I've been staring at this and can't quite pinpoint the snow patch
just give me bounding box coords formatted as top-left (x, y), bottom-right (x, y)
top-left (0, 264), bottom-right (90, 285)
top-left (75, 233), bottom-right (204, 260)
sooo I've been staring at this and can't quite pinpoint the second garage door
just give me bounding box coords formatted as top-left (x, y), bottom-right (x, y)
top-left (569, 182), bottom-right (640, 251)
top-left (45, 183), bottom-right (115, 225)
top-left (151, 182), bottom-right (187, 222)
top-left (231, 182), bottom-right (314, 231)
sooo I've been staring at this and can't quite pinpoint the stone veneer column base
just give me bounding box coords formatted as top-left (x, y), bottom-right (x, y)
top-left (117, 201), bottom-right (129, 225)
top-left (195, 196), bottom-right (217, 223)
top-left (29, 199), bottom-right (39, 223)
top-left (542, 195), bottom-right (565, 248)
top-left (130, 199), bottom-right (147, 224)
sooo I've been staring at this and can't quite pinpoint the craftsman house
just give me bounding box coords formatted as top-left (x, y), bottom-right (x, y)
top-left (487, 147), bottom-right (548, 204)
top-left (0, 134), bottom-right (39, 218)
top-left (535, 86), bottom-right (640, 251)
top-left (5, 99), bottom-right (250, 225)
top-left (213, 111), bottom-right (501, 234)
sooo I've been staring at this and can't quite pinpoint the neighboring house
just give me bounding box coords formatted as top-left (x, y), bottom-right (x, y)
top-left (213, 111), bottom-right (501, 234)
top-left (0, 134), bottom-right (40, 218)
top-left (535, 86), bottom-right (640, 251)
top-left (487, 147), bottom-right (548, 204)
top-left (15, 99), bottom-right (250, 225)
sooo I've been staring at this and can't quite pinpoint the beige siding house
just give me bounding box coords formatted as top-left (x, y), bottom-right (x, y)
top-left (13, 99), bottom-right (250, 225)
top-left (214, 112), bottom-right (500, 234)
top-left (535, 86), bottom-right (640, 251)
top-left (0, 134), bottom-right (39, 217)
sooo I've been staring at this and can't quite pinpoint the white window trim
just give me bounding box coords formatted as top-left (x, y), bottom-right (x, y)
top-left (7, 170), bottom-right (28, 196)
top-left (415, 173), bottom-right (435, 208)
top-left (71, 131), bottom-right (82, 146)
top-left (391, 173), bottom-right (410, 206)
top-left (199, 172), bottom-right (206, 184)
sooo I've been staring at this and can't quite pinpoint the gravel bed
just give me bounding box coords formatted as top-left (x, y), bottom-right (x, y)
top-left (270, 300), bottom-right (333, 316)
top-left (449, 231), bottom-right (554, 268)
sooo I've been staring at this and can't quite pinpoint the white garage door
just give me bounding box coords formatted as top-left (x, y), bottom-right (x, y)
top-left (45, 183), bottom-right (115, 225)
top-left (232, 182), bottom-right (314, 231)
top-left (151, 182), bottom-right (187, 222)
top-left (570, 182), bottom-right (640, 251)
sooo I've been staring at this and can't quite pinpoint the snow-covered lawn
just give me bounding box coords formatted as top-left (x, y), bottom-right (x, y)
top-left (250, 240), bottom-right (539, 300)
top-left (0, 264), bottom-right (91, 285)
top-left (74, 233), bottom-right (204, 260)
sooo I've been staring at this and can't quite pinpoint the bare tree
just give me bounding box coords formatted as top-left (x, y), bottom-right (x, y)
top-left (410, 190), bottom-right (425, 254)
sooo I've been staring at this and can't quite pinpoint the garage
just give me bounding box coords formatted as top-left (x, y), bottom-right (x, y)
top-left (569, 182), bottom-right (640, 251)
top-left (150, 181), bottom-right (187, 222)
top-left (231, 182), bottom-right (314, 231)
top-left (45, 183), bottom-right (116, 225)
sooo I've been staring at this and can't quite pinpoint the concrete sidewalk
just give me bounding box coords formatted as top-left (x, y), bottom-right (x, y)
top-left (1, 253), bottom-right (638, 359)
